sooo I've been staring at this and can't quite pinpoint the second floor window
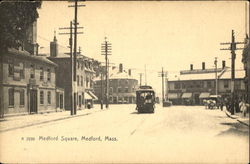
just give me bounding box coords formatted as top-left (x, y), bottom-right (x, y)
top-left (81, 76), bottom-right (83, 86)
top-left (8, 60), bottom-right (14, 76)
top-left (77, 75), bottom-right (79, 86)
top-left (40, 67), bottom-right (44, 81)
top-left (47, 69), bottom-right (51, 81)
top-left (30, 64), bottom-right (35, 79)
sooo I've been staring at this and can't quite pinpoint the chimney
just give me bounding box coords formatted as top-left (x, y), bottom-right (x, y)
top-left (50, 31), bottom-right (58, 57)
top-left (190, 64), bottom-right (193, 70)
top-left (119, 63), bottom-right (123, 73)
top-left (128, 69), bottom-right (131, 76)
top-left (202, 62), bottom-right (205, 70)
top-left (222, 60), bottom-right (226, 69)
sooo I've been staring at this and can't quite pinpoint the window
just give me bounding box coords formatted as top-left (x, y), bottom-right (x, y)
top-left (182, 83), bottom-right (186, 89)
top-left (118, 87), bottom-right (122, 93)
top-left (8, 60), bottom-right (14, 76)
top-left (40, 67), bottom-right (44, 81)
top-left (47, 69), bottom-right (51, 81)
top-left (30, 64), bottom-right (35, 79)
top-left (224, 80), bottom-right (229, 88)
top-left (47, 91), bottom-right (51, 105)
top-left (109, 87), bottom-right (113, 94)
top-left (124, 87), bottom-right (129, 93)
top-left (20, 62), bottom-right (25, 79)
top-left (81, 76), bottom-right (83, 86)
top-left (40, 91), bottom-right (44, 104)
top-left (77, 75), bottom-right (79, 86)
top-left (20, 89), bottom-right (25, 106)
top-left (109, 96), bottom-right (113, 102)
top-left (174, 83), bottom-right (180, 89)
top-left (207, 81), bottom-right (212, 88)
top-left (8, 88), bottom-right (14, 107)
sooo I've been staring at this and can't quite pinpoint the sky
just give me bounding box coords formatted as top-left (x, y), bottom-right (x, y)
top-left (37, 1), bottom-right (249, 94)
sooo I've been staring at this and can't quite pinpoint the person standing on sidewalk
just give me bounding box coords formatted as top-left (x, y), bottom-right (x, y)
top-left (239, 99), bottom-right (249, 117)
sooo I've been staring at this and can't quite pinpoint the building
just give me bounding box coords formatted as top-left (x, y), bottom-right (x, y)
top-left (94, 64), bottom-right (138, 104)
top-left (242, 35), bottom-right (250, 104)
top-left (167, 62), bottom-right (245, 105)
top-left (0, 48), bottom-right (64, 117)
top-left (0, 21), bottom-right (64, 118)
top-left (48, 35), bottom-right (98, 110)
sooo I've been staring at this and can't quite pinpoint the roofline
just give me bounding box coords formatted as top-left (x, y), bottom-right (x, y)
top-left (6, 48), bottom-right (57, 67)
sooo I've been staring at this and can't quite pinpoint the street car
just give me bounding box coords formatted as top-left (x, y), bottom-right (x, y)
top-left (136, 85), bottom-right (155, 113)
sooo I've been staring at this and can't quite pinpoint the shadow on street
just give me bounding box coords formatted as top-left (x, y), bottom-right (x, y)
top-left (216, 122), bottom-right (249, 137)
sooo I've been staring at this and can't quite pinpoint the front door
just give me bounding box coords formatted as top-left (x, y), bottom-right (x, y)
top-left (30, 89), bottom-right (37, 113)
top-left (60, 94), bottom-right (63, 109)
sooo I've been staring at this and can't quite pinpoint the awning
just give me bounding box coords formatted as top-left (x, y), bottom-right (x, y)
top-left (85, 92), bottom-right (93, 100)
top-left (199, 92), bottom-right (210, 99)
top-left (88, 91), bottom-right (98, 100)
top-left (168, 93), bottom-right (178, 99)
top-left (182, 93), bottom-right (192, 98)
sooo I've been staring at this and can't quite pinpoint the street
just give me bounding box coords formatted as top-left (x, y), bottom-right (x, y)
top-left (0, 104), bottom-right (249, 163)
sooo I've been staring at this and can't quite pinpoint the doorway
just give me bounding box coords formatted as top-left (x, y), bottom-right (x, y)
top-left (30, 89), bottom-right (37, 113)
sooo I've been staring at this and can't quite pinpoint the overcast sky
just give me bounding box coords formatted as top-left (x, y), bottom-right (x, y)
top-left (37, 1), bottom-right (248, 94)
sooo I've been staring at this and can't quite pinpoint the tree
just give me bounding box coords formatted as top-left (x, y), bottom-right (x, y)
top-left (0, 1), bottom-right (41, 52)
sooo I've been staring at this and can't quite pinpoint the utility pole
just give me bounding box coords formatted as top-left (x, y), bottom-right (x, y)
top-left (101, 37), bottom-right (112, 109)
top-left (59, 21), bottom-right (83, 115)
top-left (139, 73), bottom-right (143, 86)
top-left (68, 0), bottom-right (85, 115)
top-left (100, 67), bottom-right (103, 109)
top-left (158, 68), bottom-right (167, 107)
top-left (220, 30), bottom-right (245, 115)
top-left (144, 65), bottom-right (147, 85)
top-left (214, 57), bottom-right (218, 95)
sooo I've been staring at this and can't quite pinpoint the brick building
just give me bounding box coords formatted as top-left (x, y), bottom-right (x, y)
top-left (94, 64), bottom-right (138, 104)
top-left (167, 62), bottom-right (245, 105)
top-left (48, 35), bottom-right (98, 110)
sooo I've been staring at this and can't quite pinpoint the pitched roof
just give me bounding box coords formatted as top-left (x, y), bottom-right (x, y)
top-left (7, 48), bottom-right (57, 66)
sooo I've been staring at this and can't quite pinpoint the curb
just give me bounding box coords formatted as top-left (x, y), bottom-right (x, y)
top-left (0, 109), bottom-right (105, 133)
top-left (224, 110), bottom-right (249, 127)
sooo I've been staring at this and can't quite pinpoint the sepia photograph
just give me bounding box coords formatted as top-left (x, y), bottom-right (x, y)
top-left (0, 0), bottom-right (249, 163)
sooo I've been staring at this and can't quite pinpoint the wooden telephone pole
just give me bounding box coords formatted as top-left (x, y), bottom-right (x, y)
top-left (220, 30), bottom-right (245, 115)
top-left (158, 68), bottom-right (167, 107)
top-left (101, 37), bottom-right (112, 109)
top-left (59, 21), bottom-right (83, 115)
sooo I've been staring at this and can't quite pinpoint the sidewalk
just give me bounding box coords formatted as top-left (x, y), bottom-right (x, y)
top-left (224, 110), bottom-right (249, 127)
top-left (0, 106), bottom-right (105, 133)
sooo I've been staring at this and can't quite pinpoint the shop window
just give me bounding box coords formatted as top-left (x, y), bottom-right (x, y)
top-left (40, 91), bottom-right (44, 105)
top-left (20, 89), bottom-right (25, 106)
top-left (174, 83), bottom-right (180, 89)
top-left (8, 88), bottom-right (14, 107)
top-left (224, 80), bottom-right (229, 88)
top-left (47, 91), bottom-right (51, 105)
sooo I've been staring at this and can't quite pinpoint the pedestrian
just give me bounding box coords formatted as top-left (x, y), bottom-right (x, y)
top-left (239, 99), bottom-right (249, 117)
top-left (220, 99), bottom-right (224, 111)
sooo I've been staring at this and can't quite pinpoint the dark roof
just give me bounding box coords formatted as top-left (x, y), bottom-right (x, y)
top-left (6, 48), bottom-right (57, 67)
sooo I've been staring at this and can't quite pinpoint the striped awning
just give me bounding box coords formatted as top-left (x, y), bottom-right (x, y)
top-left (168, 93), bottom-right (178, 99)
top-left (88, 91), bottom-right (98, 100)
top-left (182, 93), bottom-right (192, 98)
top-left (85, 92), bottom-right (93, 100)
top-left (199, 92), bottom-right (210, 98)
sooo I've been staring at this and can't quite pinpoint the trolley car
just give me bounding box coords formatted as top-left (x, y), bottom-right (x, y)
top-left (136, 85), bottom-right (155, 113)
